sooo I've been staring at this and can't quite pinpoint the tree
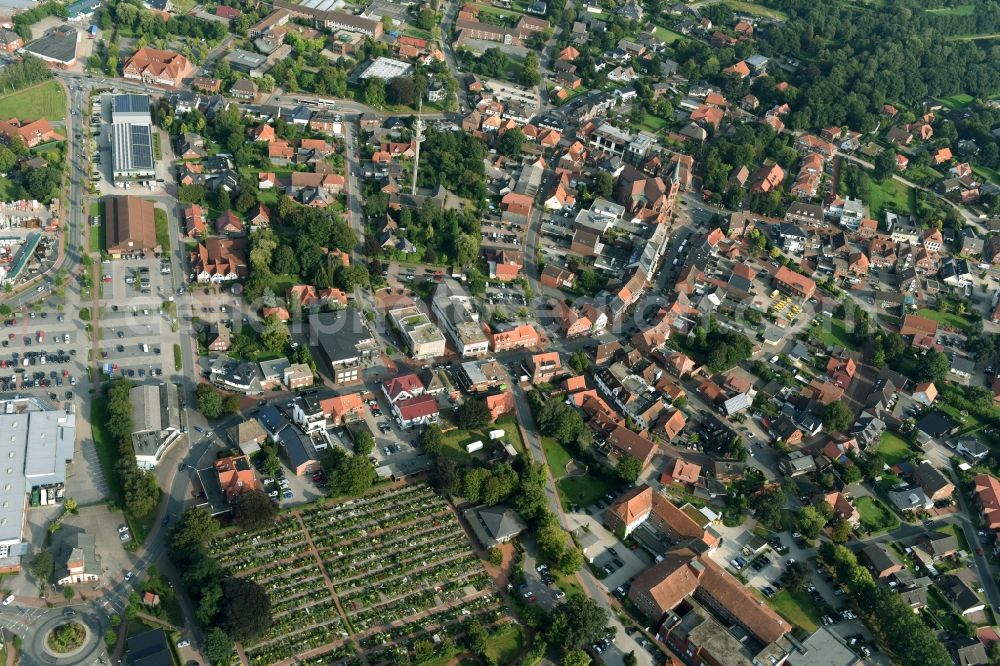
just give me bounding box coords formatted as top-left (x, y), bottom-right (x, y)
top-left (231, 489), bottom-right (277, 531)
top-left (488, 547), bottom-right (504, 566)
top-left (362, 77), bottom-right (386, 109)
top-left (916, 350), bottom-right (949, 383)
top-left (568, 350), bottom-right (590, 374)
top-left (270, 244), bottom-right (300, 276)
top-left (562, 650), bottom-right (591, 666)
top-left (219, 577), bottom-right (272, 642)
top-left (623, 652), bottom-right (637, 666)
top-left (456, 399), bottom-right (492, 429)
top-left (418, 424), bottom-right (444, 455)
top-left (169, 508), bottom-right (220, 552)
top-left (354, 431), bottom-right (375, 456)
top-left (261, 314), bottom-right (289, 354)
top-left (196, 383), bottom-right (224, 419)
top-left (416, 8), bottom-right (437, 30)
top-left (203, 627), bottom-right (234, 665)
top-left (796, 506), bottom-right (826, 540)
top-left (544, 597), bottom-right (608, 653)
top-left (123, 467), bottom-right (160, 518)
top-left (785, 560), bottom-right (812, 592)
top-left (29, 551), bottom-right (53, 584)
top-left (387, 76), bottom-right (417, 106)
top-left (823, 401), bottom-right (853, 433)
top-left (498, 128), bottom-right (525, 156)
top-left (830, 518), bottom-right (853, 544)
top-left (222, 394), bottom-right (240, 416)
top-left (754, 487), bottom-right (785, 528)
top-left (874, 148), bottom-right (897, 181)
top-left (330, 450), bottom-right (376, 496)
top-left (616, 455), bottom-right (642, 484)
top-left (593, 172), bottom-right (614, 199)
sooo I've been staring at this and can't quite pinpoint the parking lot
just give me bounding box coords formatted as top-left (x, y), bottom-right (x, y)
top-left (0, 309), bottom-right (85, 403)
top-left (97, 256), bottom-right (182, 380)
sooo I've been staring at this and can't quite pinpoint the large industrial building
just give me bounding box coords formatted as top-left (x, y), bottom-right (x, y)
top-left (111, 94), bottom-right (156, 184)
top-left (0, 399), bottom-right (76, 573)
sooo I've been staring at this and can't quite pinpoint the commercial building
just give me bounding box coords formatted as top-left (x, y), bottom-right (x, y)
top-left (123, 47), bottom-right (192, 88)
top-left (105, 195), bottom-right (157, 256)
top-left (0, 400), bottom-right (76, 573)
top-left (309, 310), bottom-right (379, 385)
top-left (772, 266), bottom-right (816, 299)
top-left (275, 0), bottom-right (383, 37)
top-left (111, 94), bottom-right (156, 183)
top-left (388, 304), bottom-right (446, 359)
top-left (360, 57), bottom-right (414, 80)
top-left (55, 532), bottom-right (101, 585)
top-left (431, 279), bottom-right (489, 357)
top-left (130, 383), bottom-right (181, 470)
top-left (23, 27), bottom-right (79, 66)
top-left (225, 49), bottom-right (270, 78)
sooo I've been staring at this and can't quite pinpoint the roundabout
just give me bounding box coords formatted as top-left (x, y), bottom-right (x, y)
top-left (26, 607), bottom-right (107, 666)
top-left (43, 621), bottom-right (88, 658)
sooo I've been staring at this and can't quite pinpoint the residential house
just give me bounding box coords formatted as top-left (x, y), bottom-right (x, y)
top-left (214, 455), bottom-right (260, 502)
top-left (391, 394), bottom-right (440, 429)
top-left (860, 543), bottom-right (903, 579)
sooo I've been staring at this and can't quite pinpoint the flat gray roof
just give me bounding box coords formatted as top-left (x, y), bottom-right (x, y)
top-left (24, 28), bottom-right (79, 64)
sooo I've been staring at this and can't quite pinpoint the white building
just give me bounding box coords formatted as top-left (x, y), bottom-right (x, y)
top-left (130, 383), bottom-right (182, 470)
top-left (431, 279), bottom-right (489, 357)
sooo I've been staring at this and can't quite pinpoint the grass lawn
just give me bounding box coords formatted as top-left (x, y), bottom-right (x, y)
top-left (855, 496), bottom-right (899, 533)
top-left (876, 431), bottom-right (913, 466)
top-left (926, 4), bottom-right (975, 16)
top-left (973, 164), bottom-right (1000, 185)
top-left (938, 93), bottom-right (975, 109)
top-left (541, 436), bottom-right (574, 476)
top-left (651, 25), bottom-right (685, 43)
top-left (768, 589), bottom-right (821, 632)
top-left (867, 177), bottom-right (916, 219)
top-left (938, 403), bottom-right (984, 432)
top-left (88, 202), bottom-right (103, 252)
top-left (483, 623), bottom-right (523, 663)
top-left (0, 81), bottom-right (66, 121)
top-left (637, 115), bottom-right (668, 133)
top-left (270, 273), bottom-right (300, 297)
top-left (173, 344), bottom-right (182, 371)
top-left (722, 0), bottom-right (789, 20)
top-left (439, 420), bottom-right (525, 464)
top-left (558, 474), bottom-right (615, 509)
top-left (812, 317), bottom-right (859, 350)
top-left (153, 208), bottom-right (170, 252)
top-left (916, 307), bottom-right (972, 333)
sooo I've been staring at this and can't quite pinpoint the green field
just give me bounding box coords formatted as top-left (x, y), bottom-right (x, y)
top-left (483, 624), bottom-right (523, 663)
top-left (855, 496), bottom-right (899, 533)
top-left (89, 201), bottom-right (104, 253)
top-left (558, 474), bottom-right (615, 509)
top-left (867, 177), bottom-right (916, 219)
top-left (916, 308), bottom-right (972, 333)
top-left (0, 176), bottom-right (17, 201)
top-left (439, 419), bottom-right (525, 464)
top-left (0, 81), bottom-right (66, 121)
top-left (541, 436), bottom-right (574, 475)
top-left (926, 4), bottom-right (975, 16)
top-left (154, 208), bottom-right (170, 252)
top-left (812, 317), bottom-right (859, 350)
top-left (723, 0), bottom-right (789, 20)
top-left (973, 164), bottom-right (1000, 185)
top-left (637, 115), bottom-right (668, 133)
top-left (768, 589), bottom-right (821, 632)
top-left (876, 431), bottom-right (913, 466)
top-left (652, 25), bottom-right (685, 43)
top-left (938, 93), bottom-right (975, 109)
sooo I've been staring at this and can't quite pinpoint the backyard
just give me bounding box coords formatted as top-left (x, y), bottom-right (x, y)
top-left (867, 177), bottom-right (916, 220)
top-left (0, 80), bottom-right (67, 121)
top-left (812, 317), bottom-right (859, 351)
top-left (876, 431), bottom-right (914, 466)
top-left (210, 484), bottom-right (511, 665)
top-left (767, 589), bottom-right (821, 633)
top-left (651, 25), bottom-right (685, 43)
top-left (438, 416), bottom-right (526, 464)
top-left (855, 496), bottom-right (900, 533)
top-left (557, 473), bottom-right (616, 509)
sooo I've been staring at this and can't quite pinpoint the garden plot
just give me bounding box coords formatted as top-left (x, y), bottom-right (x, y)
top-left (209, 484), bottom-right (506, 665)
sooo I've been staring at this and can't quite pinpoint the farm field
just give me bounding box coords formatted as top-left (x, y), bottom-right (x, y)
top-left (209, 484), bottom-right (510, 665)
top-left (0, 81), bottom-right (67, 121)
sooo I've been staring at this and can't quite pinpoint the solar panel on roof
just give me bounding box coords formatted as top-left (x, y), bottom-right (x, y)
top-left (129, 124), bottom-right (154, 170)
top-left (113, 93), bottom-right (151, 114)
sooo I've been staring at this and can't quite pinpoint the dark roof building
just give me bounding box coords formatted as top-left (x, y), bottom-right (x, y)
top-left (105, 196), bottom-right (157, 255)
top-left (464, 504), bottom-right (528, 548)
top-left (125, 628), bottom-right (172, 666)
